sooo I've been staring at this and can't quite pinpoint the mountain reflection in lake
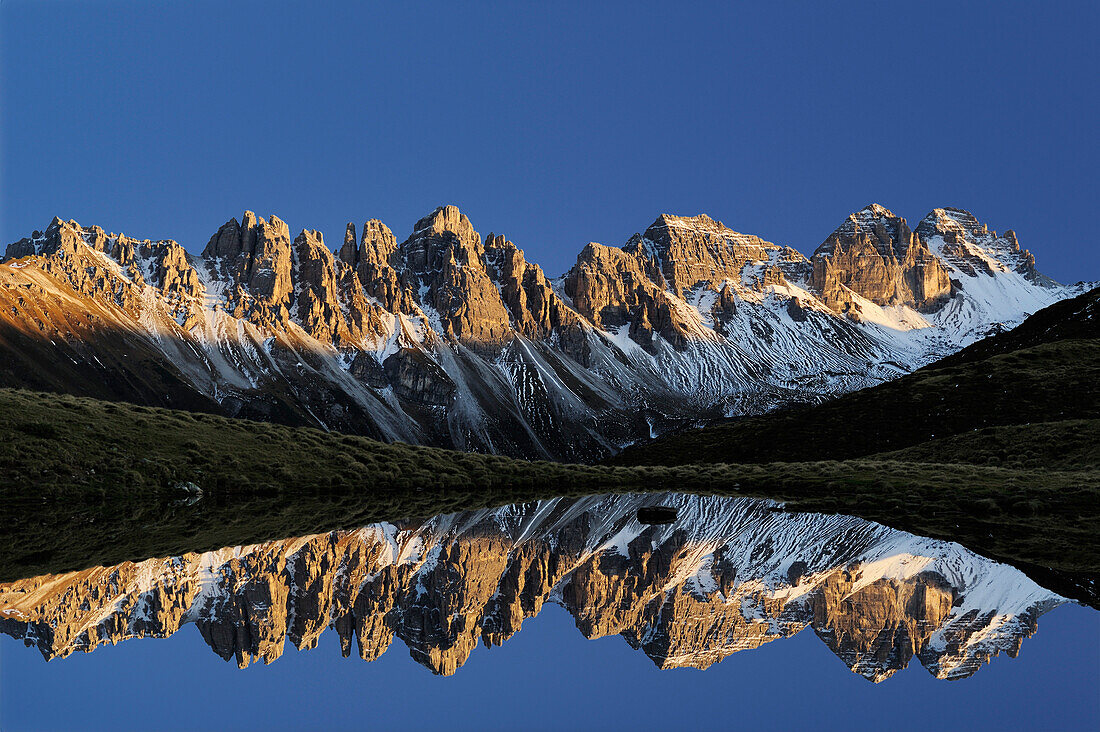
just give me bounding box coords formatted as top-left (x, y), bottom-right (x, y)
top-left (0, 493), bottom-right (1069, 683)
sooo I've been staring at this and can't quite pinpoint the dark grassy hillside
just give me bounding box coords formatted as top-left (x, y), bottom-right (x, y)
top-left (611, 288), bottom-right (1099, 467)
top-left (871, 419), bottom-right (1100, 470)
top-left (0, 387), bottom-right (698, 501)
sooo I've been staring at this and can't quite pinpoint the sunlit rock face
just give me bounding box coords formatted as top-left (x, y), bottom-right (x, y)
top-left (0, 205), bottom-right (1084, 459)
top-left (0, 494), bottom-right (1066, 682)
top-left (811, 204), bottom-right (954, 314)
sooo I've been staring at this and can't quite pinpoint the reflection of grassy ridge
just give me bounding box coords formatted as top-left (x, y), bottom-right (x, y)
top-left (1, 385), bottom-right (1097, 609)
top-left (5, 459), bottom-right (1096, 582)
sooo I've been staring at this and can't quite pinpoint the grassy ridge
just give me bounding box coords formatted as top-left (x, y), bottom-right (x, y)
top-left (873, 419), bottom-right (1100, 470)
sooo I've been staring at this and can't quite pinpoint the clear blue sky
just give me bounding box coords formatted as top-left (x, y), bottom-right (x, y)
top-left (2, 603), bottom-right (1098, 731)
top-left (2, 1), bottom-right (1097, 283)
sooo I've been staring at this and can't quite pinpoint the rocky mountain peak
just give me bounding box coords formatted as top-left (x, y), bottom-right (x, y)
top-left (564, 237), bottom-right (705, 353)
top-left (361, 219), bottom-right (400, 263)
top-left (392, 206), bottom-right (514, 347)
top-left (339, 222), bottom-right (358, 264)
top-left (818, 204), bottom-right (915, 258)
top-left (916, 207), bottom-right (989, 241)
top-left (403, 205), bottom-right (484, 275)
top-left (638, 213), bottom-right (790, 298)
top-left (859, 202), bottom-right (893, 217)
top-left (413, 204), bottom-right (476, 239)
top-left (811, 204), bottom-right (952, 313)
top-left (915, 208), bottom-right (1054, 286)
top-left (2, 216), bottom-right (208, 332)
top-left (564, 213), bottom-right (816, 354)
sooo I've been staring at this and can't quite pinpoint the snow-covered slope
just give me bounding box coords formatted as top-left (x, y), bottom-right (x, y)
top-left (0, 493), bottom-right (1067, 681)
top-left (0, 204), bottom-right (1090, 459)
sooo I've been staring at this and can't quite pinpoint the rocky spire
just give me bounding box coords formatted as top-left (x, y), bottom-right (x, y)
top-left (338, 222), bottom-right (358, 265)
top-left (338, 219), bottom-right (418, 315)
top-left (484, 232), bottom-right (584, 342)
top-left (399, 206), bottom-right (513, 347)
top-left (293, 229), bottom-right (346, 343)
top-left (247, 214), bottom-right (293, 305)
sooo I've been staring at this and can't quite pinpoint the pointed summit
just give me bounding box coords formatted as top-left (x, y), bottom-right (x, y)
top-left (401, 205), bottom-right (512, 346)
top-left (915, 207), bottom-right (990, 243)
top-left (818, 204), bottom-right (910, 258)
top-left (404, 205), bottom-right (483, 274)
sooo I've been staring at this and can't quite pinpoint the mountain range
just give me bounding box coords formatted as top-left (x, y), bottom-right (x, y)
top-left (1, 204), bottom-right (1088, 460)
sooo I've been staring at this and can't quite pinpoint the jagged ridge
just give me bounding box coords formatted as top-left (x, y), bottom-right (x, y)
top-left (0, 204), bottom-right (1088, 460)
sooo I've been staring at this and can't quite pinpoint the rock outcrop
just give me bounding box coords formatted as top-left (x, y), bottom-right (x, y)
top-left (0, 493), bottom-right (1065, 681)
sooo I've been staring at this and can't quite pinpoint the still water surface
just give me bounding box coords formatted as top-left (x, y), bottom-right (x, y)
top-left (2, 493), bottom-right (1097, 730)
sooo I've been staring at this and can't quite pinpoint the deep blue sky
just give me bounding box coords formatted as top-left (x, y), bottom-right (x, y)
top-left (2, 603), bottom-right (1097, 731)
top-left (2, 1), bottom-right (1098, 283)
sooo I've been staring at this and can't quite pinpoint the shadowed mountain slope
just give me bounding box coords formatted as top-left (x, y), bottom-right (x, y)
top-left (610, 288), bottom-right (1099, 467)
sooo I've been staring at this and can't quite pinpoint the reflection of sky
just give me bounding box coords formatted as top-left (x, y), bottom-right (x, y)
top-left (3, 603), bottom-right (1096, 731)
